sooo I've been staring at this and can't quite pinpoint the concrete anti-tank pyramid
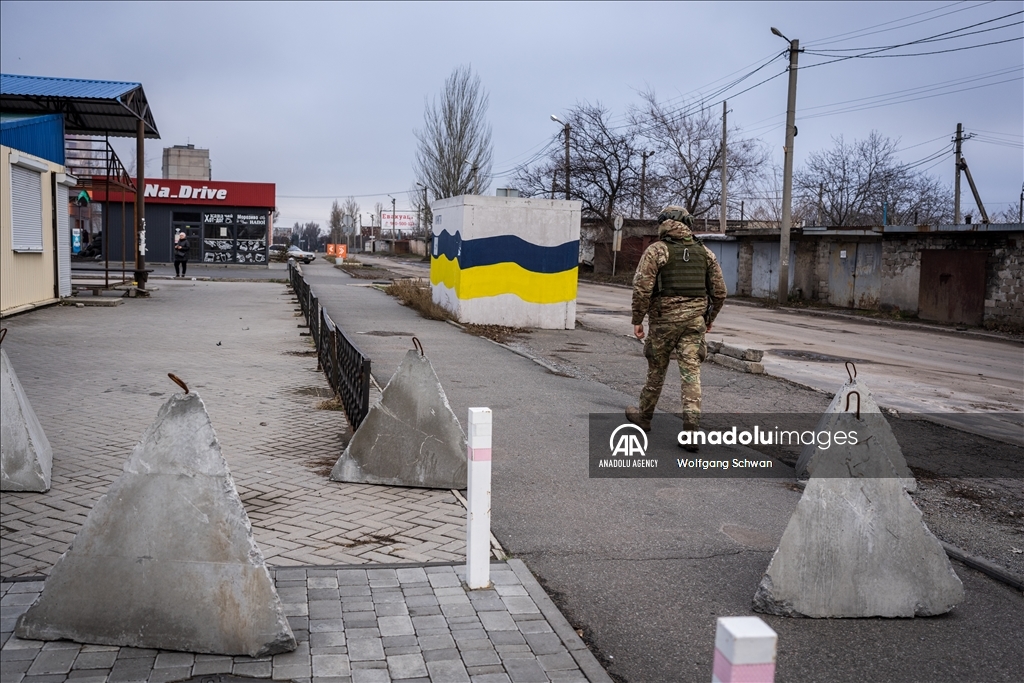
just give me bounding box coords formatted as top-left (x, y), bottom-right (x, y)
top-left (795, 376), bottom-right (916, 492)
top-left (16, 392), bottom-right (296, 657)
top-left (753, 396), bottom-right (963, 618)
top-left (1, 348), bottom-right (52, 492)
top-left (331, 349), bottom-right (467, 488)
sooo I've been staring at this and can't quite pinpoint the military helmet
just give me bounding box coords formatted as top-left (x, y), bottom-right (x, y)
top-left (657, 205), bottom-right (694, 226)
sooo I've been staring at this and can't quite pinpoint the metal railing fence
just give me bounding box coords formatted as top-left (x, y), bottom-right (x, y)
top-left (289, 261), bottom-right (372, 429)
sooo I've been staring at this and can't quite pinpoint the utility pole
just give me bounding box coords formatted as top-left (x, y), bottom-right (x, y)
top-left (563, 124), bottom-right (571, 200)
top-left (135, 118), bottom-right (147, 293)
top-left (720, 101), bottom-right (728, 234)
top-left (639, 150), bottom-right (652, 219)
top-left (1019, 182), bottom-right (1023, 224)
top-left (551, 170), bottom-right (557, 200)
top-left (389, 195), bottom-right (397, 239)
top-left (953, 124), bottom-right (989, 224)
top-left (954, 123), bottom-right (963, 225)
top-left (552, 115), bottom-right (570, 200)
top-left (772, 27), bottom-right (799, 304)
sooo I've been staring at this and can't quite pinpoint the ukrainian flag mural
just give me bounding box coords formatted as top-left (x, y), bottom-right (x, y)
top-left (430, 196), bottom-right (581, 329)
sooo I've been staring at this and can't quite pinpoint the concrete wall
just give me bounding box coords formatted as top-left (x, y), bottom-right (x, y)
top-left (734, 229), bottom-right (1023, 327)
top-left (1, 145), bottom-right (65, 316)
top-left (879, 232), bottom-right (1023, 326)
top-left (881, 239), bottom-right (922, 312)
top-left (162, 145), bottom-right (211, 181)
top-left (430, 195), bottom-right (581, 329)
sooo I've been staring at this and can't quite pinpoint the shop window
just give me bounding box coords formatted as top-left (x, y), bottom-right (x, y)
top-left (236, 212), bottom-right (267, 263)
top-left (173, 211), bottom-right (201, 222)
top-left (203, 213), bottom-right (235, 263)
top-left (10, 161), bottom-right (45, 252)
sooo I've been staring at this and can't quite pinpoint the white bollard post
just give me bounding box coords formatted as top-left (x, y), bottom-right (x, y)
top-left (712, 616), bottom-right (777, 683)
top-left (466, 407), bottom-right (492, 589)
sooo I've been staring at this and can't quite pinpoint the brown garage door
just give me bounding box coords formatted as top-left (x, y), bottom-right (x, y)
top-left (918, 249), bottom-right (987, 325)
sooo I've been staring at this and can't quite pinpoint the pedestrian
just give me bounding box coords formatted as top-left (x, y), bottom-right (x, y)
top-left (626, 205), bottom-right (727, 451)
top-left (173, 231), bottom-right (190, 277)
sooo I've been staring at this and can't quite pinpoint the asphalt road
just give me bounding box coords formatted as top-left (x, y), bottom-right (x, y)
top-left (360, 254), bottom-right (1024, 445)
top-left (304, 259), bottom-right (1024, 683)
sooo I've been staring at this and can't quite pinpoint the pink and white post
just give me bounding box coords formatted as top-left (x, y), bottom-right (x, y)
top-left (712, 616), bottom-right (778, 683)
top-left (466, 407), bottom-right (492, 589)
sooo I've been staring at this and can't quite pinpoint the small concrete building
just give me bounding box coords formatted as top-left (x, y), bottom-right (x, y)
top-left (431, 195), bottom-right (581, 329)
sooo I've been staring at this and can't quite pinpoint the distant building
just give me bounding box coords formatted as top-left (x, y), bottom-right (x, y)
top-left (162, 144), bottom-right (210, 181)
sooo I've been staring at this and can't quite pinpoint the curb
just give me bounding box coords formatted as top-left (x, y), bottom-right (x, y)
top-left (940, 542), bottom-right (1024, 592)
top-left (507, 559), bottom-right (615, 683)
top-left (772, 305), bottom-right (1022, 345)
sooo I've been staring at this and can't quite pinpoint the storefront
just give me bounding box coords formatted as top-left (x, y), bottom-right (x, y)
top-left (92, 178), bottom-right (275, 265)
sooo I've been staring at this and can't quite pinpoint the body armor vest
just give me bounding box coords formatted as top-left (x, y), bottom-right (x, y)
top-left (655, 237), bottom-right (708, 298)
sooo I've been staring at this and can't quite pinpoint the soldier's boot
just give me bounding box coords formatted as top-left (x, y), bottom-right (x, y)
top-left (679, 415), bottom-right (700, 452)
top-left (625, 406), bottom-right (652, 432)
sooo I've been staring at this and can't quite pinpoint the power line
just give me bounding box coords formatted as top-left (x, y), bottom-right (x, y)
top-left (804, 1), bottom-right (987, 47)
top-left (279, 189), bottom-right (414, 199)
top-left (798, 75), bottom-right (1021, 119)
top-left (806, 14), bottom-right (1021, 52)
top-left (807, 35), bottom-right (1022, 60)
top-left (740, 65), bottom-right (1020, 135)
top-left (801, 10), bottom-right (1024, 68)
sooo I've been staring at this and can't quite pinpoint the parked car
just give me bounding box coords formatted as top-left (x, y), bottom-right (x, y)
top-left (287, 245), bottom-right (316, 264)
top-left (269, 244), bottom-right (289, 262)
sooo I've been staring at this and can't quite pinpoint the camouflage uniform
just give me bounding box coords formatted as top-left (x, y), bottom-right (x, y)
top-left (630, 208), bottom-right (727, 429)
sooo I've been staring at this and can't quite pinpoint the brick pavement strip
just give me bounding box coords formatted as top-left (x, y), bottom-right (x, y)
top-left (0, 562), bottom-right (606, 682)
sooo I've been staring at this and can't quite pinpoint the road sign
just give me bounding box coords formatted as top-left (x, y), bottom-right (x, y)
top-left (613, 215), bottom-right (623, 231)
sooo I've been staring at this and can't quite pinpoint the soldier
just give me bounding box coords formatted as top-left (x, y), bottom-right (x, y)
top-left (626, 206), bottom-right (727, 451)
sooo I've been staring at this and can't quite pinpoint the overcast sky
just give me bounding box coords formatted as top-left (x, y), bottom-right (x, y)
top-left (2, 1), bottom-right (1021, 227)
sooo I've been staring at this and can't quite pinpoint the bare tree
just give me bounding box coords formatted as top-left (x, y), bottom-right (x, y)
top-left (341, 196), bottom-right (360, 235)
top-left (373, 202), bottom-right (384, 235)
top-left (743, 163), bottom-right (815, 228)
top-left (796, 132), bottom-right (952, 226)
top-left (414, 65), bottom-right (493, 200)
top-left (634, 91), bottom-right (768, 220)
top-left (514, 102), bottom-right (641, 224)
top-left (292, 221), bottom-right (323, 251)
top-left (328, 200), bottom-right (344, 244)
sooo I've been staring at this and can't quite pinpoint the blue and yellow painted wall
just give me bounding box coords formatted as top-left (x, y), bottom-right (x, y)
top-left (430, 195), bottom-right (582, 329)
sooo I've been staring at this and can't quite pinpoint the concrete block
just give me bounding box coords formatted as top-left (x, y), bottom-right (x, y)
top-left (718, 343), bottom-right (764, 363)
top-left (706, 340), bottom-right (723, 354)
top-left (1, 349), bottom-right (53, 492)
top-left (331, 349), bottom-right (467, 489)
top-left (709, 353), bottom-right (764, 374)
top-left (795, 378), bottom-right (915, 491)
top-left (753, 475), bottom-right (963, 618)
top-left (15, 393), bottom-right (296, 657)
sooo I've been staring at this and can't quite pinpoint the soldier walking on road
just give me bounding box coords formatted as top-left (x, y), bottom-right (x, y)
top-left (626, 206), bottom-right (727, 451)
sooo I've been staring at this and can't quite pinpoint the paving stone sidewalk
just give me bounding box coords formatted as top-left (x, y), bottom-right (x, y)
top-left (0, 280), bottom-right (466, 577)
top-left (0, 562), bottom-right (609, 683)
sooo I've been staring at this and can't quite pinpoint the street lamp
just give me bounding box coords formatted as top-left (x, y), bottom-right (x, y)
top-left (772, 26), bottom-right (800, 304)
top-left (551, 115), bottom-right (570, 201)
top-left (388, 195), bottom-right (397, 240)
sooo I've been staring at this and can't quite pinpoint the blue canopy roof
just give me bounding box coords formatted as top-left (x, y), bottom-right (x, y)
top-left (0, 74), bottom-right (159, 138)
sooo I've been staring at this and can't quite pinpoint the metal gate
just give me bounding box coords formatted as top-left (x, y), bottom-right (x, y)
top-left (918, 249), bottom-right (987, 325)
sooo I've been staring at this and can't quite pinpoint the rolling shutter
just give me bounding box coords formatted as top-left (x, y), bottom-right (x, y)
top-left (56, 183), bottom-right (71, 296)
top-left (11, 164), bottom-right (43, 252)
